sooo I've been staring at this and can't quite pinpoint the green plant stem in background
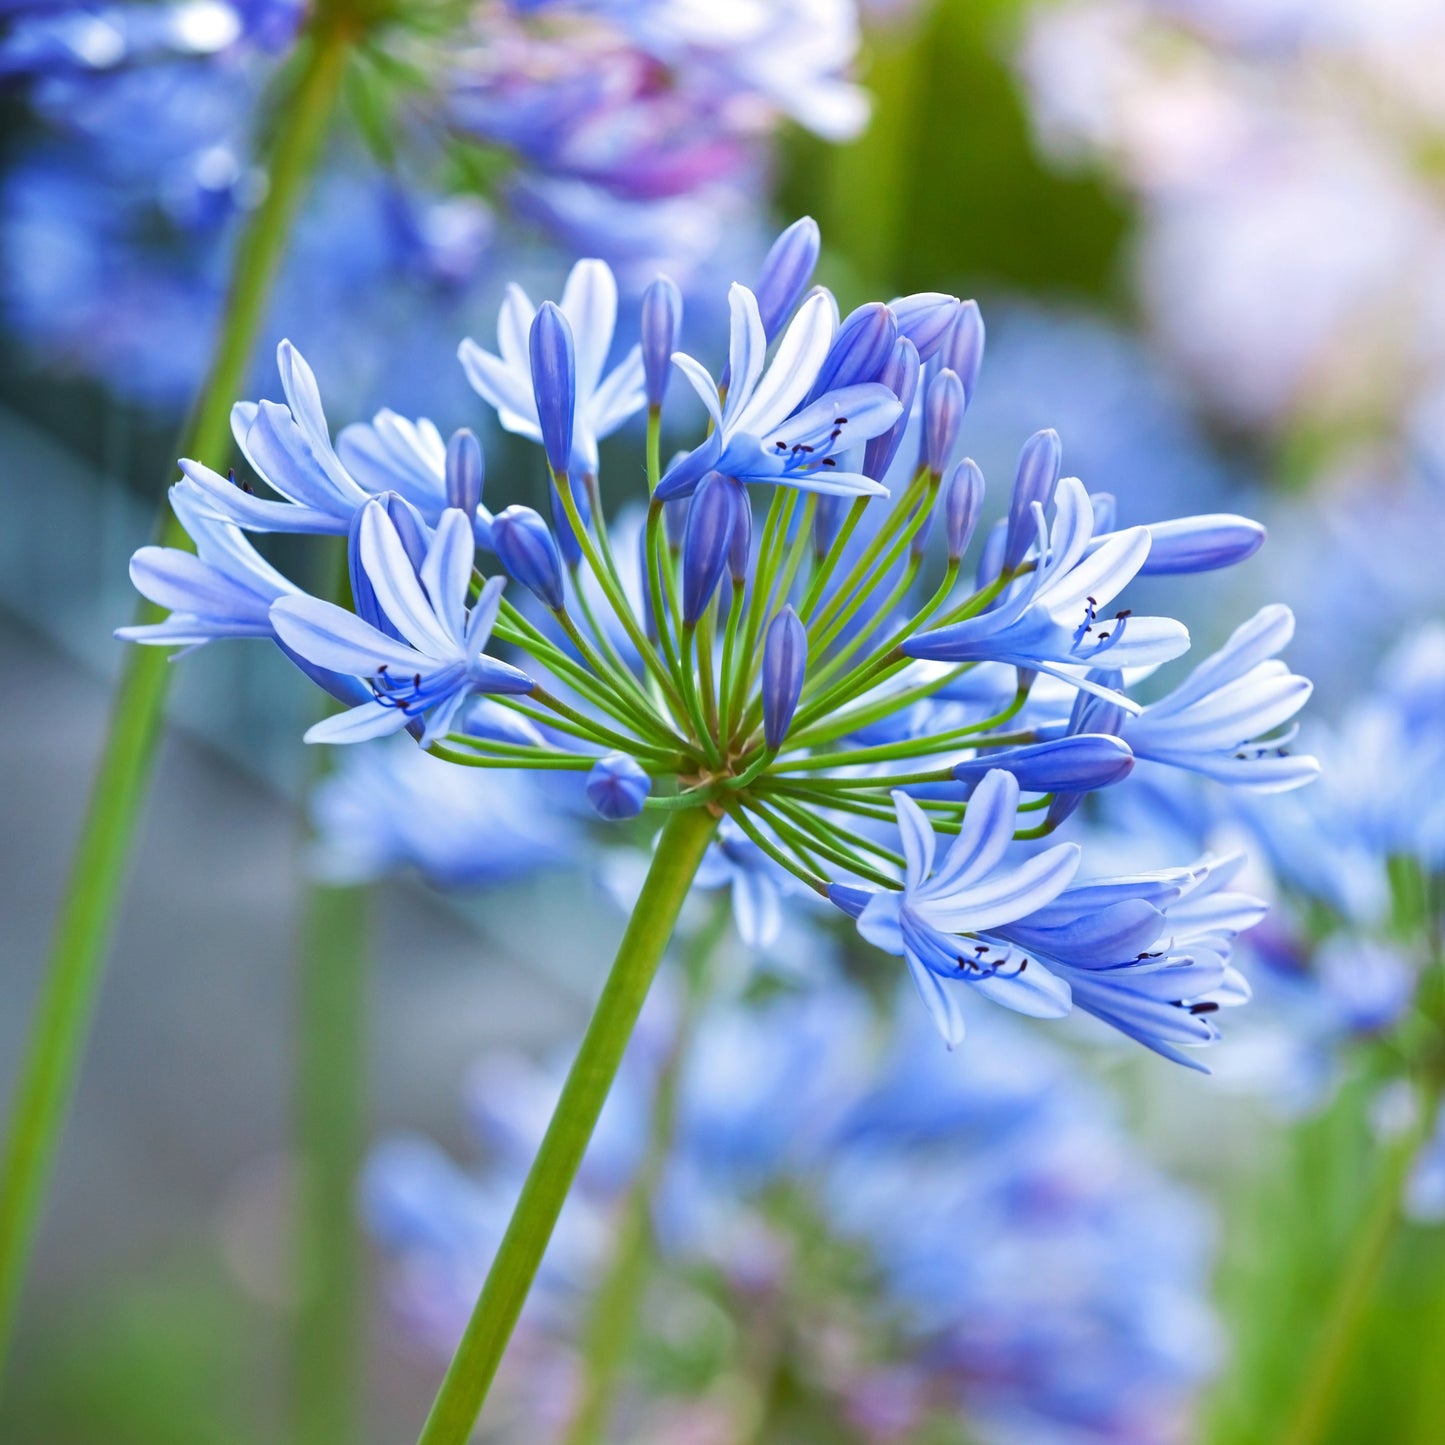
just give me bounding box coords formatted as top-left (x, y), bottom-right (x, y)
top-left (0, 20), bottom-right (354, 1383)
top-left (1279, 1094), bottom-right (1439, 1445)
top-left (415, 807), bottom-right (721, 1445)
top-left (293, 881), bottom-right (370, 1445)
top-left (561, 897), bottom-right (730, 1445)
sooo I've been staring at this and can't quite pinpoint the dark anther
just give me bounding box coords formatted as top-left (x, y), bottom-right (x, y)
top-left (835, 417), bottom-right (848, 425)
top-left (413, 673), bottom-right (421, 688)
top-left (822, 458), bottom-right (837, 467)
top-left (1115, 609), bottom-right (1132, 620)
top-left (1188, 1001), bottom-right (1219, 1015)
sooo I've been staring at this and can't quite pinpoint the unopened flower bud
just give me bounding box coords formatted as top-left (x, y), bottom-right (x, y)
top-left (446, 428), bottom-right (484, 517)
top-left (754, 217), bottom-right (820, 338)
top-left (492, 505), bottom-right (565, 611)
top-left (729, 489), bottom-right (753, 582)
top-left (1003, 429), bottom-right (1061, 570)
top-left (1138, 514), bottom-right (1267, 575)
top-left (586, 752), bottom-right (651, 820)
top-left (952, 734), bottom-right (1135, 794)
top-left (941, 458), bottom-right (984, 562)
top-left (762, 606), bottom-right (808, 751)
top-left (891, 292), bottom-right (961, 361)
top-left (529, 301), bottom-right (575, 475)
top-left (924, 368), bottom-right (965, 477)
top-left (941, 300), bottom-right (985, 408)
top-left (807, 302), bottom-right (897, 401)
top-left (863, 336), bottom-right (921, 482)
top-left (641, 275), bottom-right (682, 409)
top-left (975, 516), bottom-right (1007, 589)
top-left (682, 472), bottom-right (740, 624)
top-left (1090, 491), bottom-right (1117, 535)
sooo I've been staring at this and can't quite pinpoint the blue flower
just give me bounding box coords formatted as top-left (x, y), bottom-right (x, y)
top-left (116, 480), bottom-right (301, 649)
top-left (459, 258), bottom-right (645, 477)
top-left (905, 476), bottom-right (1191, 701)
top-left (847, 771), bottom-right (1082, 1048)
top-left (659, 282), bottom-right (902, 500)
top-left (270, 499), bottom-right (533, 744)
top-left (180, 340), bottom-right (376, 535)
top-left (994, 853), bottom-right (1265, 1070)
top-left (1119, 605), bottom-right (1318, 791)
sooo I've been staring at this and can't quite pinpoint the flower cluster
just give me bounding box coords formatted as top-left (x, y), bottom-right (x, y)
top-left (121, 217), bottom-right (1314, 1067)
top-left (366, 985), bottom-right (1221, 1444)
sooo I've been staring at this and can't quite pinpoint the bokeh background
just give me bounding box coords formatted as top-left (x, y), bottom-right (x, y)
top-left (3, 1), bottom-right (1445, 1442)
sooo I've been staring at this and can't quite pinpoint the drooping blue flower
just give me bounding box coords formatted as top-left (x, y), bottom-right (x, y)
top-left (270, 500), bottom-right (532, 744)
top-left (905, 476), bottom-right (1191, 700)
top-left (659, 282), bottom-right (902, 499)
top-left (994, 853), bottom-right (1265, 1070)
top-left (459, 258), bottom-right (646, 477)
top-left (1121, 604), bottom-right (1318, 791)
top-left (847, 771), bottom-right (1082, 1047)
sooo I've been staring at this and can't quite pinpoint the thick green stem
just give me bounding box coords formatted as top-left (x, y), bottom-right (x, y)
top-left (293, 881), bottom-right (370, 1445)
top-left (414, 807), bottom-right (720, 1445)
top-left (561, 899), bottom-right (729, 1445)
top-left (0, 21), bottom-right (352, 1379)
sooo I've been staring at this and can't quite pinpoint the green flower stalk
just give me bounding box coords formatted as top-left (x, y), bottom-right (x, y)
top-left (0, 13), bottom-right (356, 1380)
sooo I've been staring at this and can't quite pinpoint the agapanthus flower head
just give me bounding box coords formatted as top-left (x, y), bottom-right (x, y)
top-left (124, 216), bottom-right (1310, 1068)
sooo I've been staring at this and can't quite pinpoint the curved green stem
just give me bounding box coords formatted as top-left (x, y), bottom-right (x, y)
top-left (0, 20), bottom-right (353, 1380)
top-left (414, 807), bottom-right (719, 1445)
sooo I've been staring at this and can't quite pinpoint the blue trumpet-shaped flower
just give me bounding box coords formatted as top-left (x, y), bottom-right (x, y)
top-left (270, 499), bottom-right (533, 744)
top-left (459, 258), bottom-right (645, 477)
top-left (117, 482), bottom-right (302, 649)
top-left (1121, 605), bottom-right (1318, 791)
top-left (180, 340), bottom-right (373, 535)
top-left (659, 282), bottom-right (902, 499)
top-left (905, 476), bottom-right (1190, 701)
top-left (994, 854), bottom-right (1265, 1070)
top-left (847, 772), bottom-right (1082, 1048)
